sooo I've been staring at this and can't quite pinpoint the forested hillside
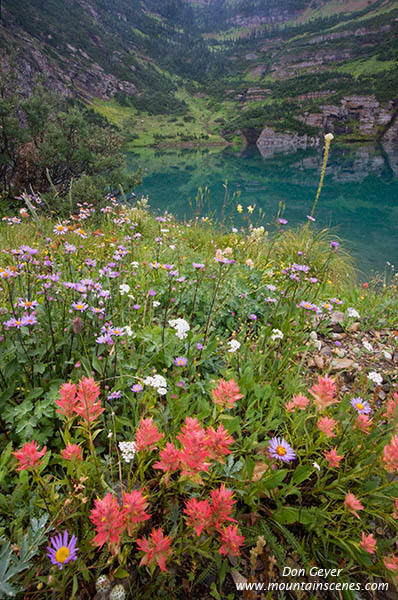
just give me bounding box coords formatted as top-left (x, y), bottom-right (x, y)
top-left (1, 0), bottom-right (398, 145)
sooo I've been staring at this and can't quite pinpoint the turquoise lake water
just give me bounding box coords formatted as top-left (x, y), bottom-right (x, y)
top-left (126, 144), bottom-right (398, 276)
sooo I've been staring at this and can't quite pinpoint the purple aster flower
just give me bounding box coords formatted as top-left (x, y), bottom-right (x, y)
top-left (96, 334), bottom-right (113, 345)
top-left (156, 216), bottom-right (166, 222)
top-left (350, 397), bottom-right (372, 414)
top-left (148, 289), bottom-right (156, 296)
top-left (268, 437), bottom-right (296, 462)
top-left (85, 258), bottom-right (97, 268)
top-left (249, 314), bottom-right (257, 321)
top-left (306, 215), bottom-right (316, 222)
top-left (330, 241), bottom-right (339, 250)
top-left (72, 302), bottom-right (88, 312)
top-left (278, 218), bottom-right (288, 225)
top-left (174, 356), bottom-right (188, 367)
top-left (4, 317), bottom-right (24, 329)
top-left (192, 262), bottom-right (205, 269)
top-left (107, 391), bottom-right (122, 401)
top-left (47, 530), bottom-right (78, 570)
top-left (18, 298), bottom-right (39, 310)
top-left (133, 304), bottom-right (141, 310)
top-left (196, 342), bottom-right (203, 350)
top-left (265, 297), bottom-right (277, 303)
top-left (131, 383), bottom-right (143, 393)
top-left (20, 314), bottom-right (37, 326)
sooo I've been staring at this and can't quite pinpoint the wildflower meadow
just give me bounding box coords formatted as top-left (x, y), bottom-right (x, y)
top-left (0, 185), bottom-right (397, 599)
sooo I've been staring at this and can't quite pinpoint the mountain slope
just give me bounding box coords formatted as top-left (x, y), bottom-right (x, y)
top-left (1, 0), bottom-right (397, 146)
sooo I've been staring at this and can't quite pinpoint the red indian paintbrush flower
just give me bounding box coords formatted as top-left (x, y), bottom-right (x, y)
top-left (56, 382), bottom-right (78, 418)
top-left (211, 379), bottom-right (243, 409)
top-left (323, 447), bottom-right (343, 468)
top-left (153, 442), bottom-right (181, 473)
top-left (309, 375), bottom-right (339, 410)
top-left (344, 493), bottom-right (364, 519)
top-left (74, 377), bottom-right (104, 424)
top-left (382, 435), bottom-right (398, 473)
top-left (177, 417), bottom-right (210, 477)
top-left (317, 416), bottom-right (337, 438)
top-left (122, 490), bottom-right (151, 536)
top-left (385, 392), bottom-right (398, 421)
top-left (355, 414), bottom-right (372, 434)
top-left (89, 493), bottom-right (125, 555)
top-left (285, 393), bottom-right (310, 412)
top-left (360, 532), bottom-right (376, 554)
top-left (135, 418), bottom-right (163, 451)
top-left (383, 554), bottom-right (398, 575)
top-left (218, 525), bottom-right (245, 557)
top-left (136, 528), bottom-right (173, 573)
top-left (12, 441), bottom-right (47, 472)
top-left (61, 444), bottom-right (82, 461)
top-left (206, 424), bottom-right (234, 462)
top-left (210, 485), bottom-right (237, 528)
top-left (184, 497), bottom-right (212, 537)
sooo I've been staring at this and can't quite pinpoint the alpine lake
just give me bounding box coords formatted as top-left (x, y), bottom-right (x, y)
top-left (126, 143), bottom-right (398, 277)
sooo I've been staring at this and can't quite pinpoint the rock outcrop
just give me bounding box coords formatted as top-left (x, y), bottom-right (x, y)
top-left (256, 127), bottom-right (320, 158)
top-left (298, 96), bottom-right (398, 141)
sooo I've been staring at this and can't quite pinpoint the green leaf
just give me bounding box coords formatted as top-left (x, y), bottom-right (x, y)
top-left (219, 415), bottom-right (241, 435)
top-left (291, 464), bottom-right (313, 485)
top-left (114, 566), bottom-right (129, 578)
top-left (260, 469), bottom-right (288, 489)
top-left (272, 507), bottom-right (299, 524)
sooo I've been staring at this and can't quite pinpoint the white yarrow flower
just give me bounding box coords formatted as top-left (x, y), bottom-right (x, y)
top-left (270, 328), bottom-right (284, 341)
top-left (119, 283), bottom-right (130, 295)
top-left (143, 374), bottom-right (167, 394)
top-left (367, 371), bottom-right (383, 385)
top-left (347, 307), bottom-right (360, 319)
top-left (118, 441), bottom-right (136, 463)
top-left (227, 339), bottom-right (241, 353)
top-left (169, 318), bottom-right (190, 340)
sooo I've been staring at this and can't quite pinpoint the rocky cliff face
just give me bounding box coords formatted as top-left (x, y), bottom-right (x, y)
top-left (298, 95), bottom-right (398, 139)
top-left (256, 95), bottom-right (398, 158)
top-left (256, 126), bottom-right (320, 157)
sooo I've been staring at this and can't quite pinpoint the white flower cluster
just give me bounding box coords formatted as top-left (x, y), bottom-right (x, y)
top-left (347, 307), bottom-right (360, 319)
top-left (227, 339), bottom-right (241, 353)
top-left (119, 283), bottom-right (130, 295)
top-left (271, 328), bottom-right (284, 341)
top-left (249, 225), bottom-right (266, 239)
top-left (169, 318), bottom-right (190, 340)
top-left (143, 374), bottom-right (167, 395)
top-left (123, 325), bottom-right (134, 337)
top-left (367, 371), bottom-right (383, 385)
top-left (118, 441), bottom-right (136, 463)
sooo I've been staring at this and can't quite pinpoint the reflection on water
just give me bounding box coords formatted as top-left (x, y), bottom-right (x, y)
top-left (126, 143), bottom-right (398, 275)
